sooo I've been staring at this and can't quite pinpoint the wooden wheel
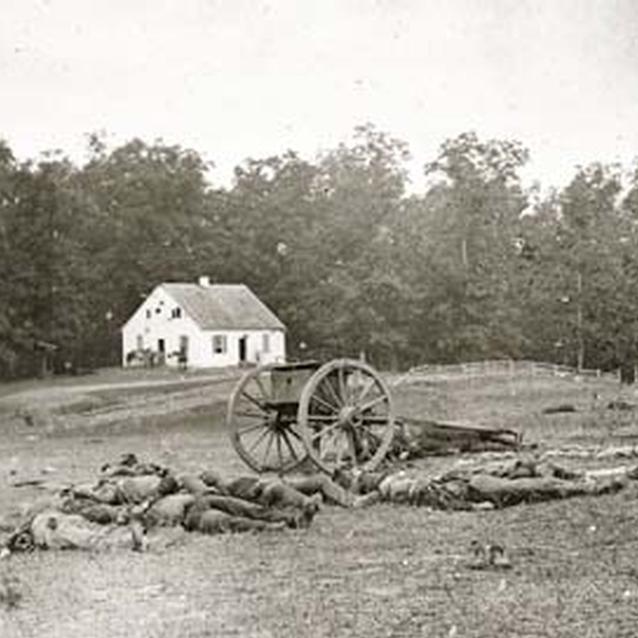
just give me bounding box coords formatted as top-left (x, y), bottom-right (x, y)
top-left (227, 364), bottom-right (307, 473)
top-left (297, 359), bottom-right (395, 474)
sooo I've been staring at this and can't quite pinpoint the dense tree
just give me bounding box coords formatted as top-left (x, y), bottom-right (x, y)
top-left (2, 127), bottom-right (638, 378)
top-left (400, 132), bottom-right (530, 362)
top-left (218, 125), bottom-right (411, 364)
top-left (300, 125), bottom-right (411, 363)
top-left (0, 142), bottom-right (22, 374)
top-left (77, 138), bottom-right (215, 364)
top-left (0, 148), bottom-right (91, 374)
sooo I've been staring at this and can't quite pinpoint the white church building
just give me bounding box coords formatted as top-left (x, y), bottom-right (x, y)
top-left (121, 277), bottom-right (286, 368)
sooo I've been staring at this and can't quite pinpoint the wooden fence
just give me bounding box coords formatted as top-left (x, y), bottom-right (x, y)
top-left (397, 359), bottom-right (621, 385)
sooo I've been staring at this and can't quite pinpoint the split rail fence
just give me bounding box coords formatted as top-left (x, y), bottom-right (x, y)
top-left (399, 360), bottom-right (622, 384)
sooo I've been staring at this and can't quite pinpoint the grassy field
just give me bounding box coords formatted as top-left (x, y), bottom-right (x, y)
top-left (2, 368), bottom-right (638, 637)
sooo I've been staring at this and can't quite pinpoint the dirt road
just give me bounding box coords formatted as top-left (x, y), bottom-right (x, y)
top-left (0, 369), bottom-right (241, 436)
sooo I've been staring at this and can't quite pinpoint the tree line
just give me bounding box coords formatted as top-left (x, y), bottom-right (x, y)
top-left (2, 125), bottom-right (638, 378)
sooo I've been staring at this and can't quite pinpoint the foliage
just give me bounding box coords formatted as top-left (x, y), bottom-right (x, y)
top-left (1, 126), bottom-right (638, 377)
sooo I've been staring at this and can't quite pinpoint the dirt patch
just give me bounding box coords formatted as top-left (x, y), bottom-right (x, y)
top-left (0, 370), bottom-right (240, 437)
top-left (2, 370), bottom-right (638, 637)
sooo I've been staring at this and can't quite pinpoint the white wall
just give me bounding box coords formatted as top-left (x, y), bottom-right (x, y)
top-left (121, 287), bottom-right (286, 368)
top-left (121, 287), bottom-right (202, 367)
top-left (201, 329), bottom-right (286, 367)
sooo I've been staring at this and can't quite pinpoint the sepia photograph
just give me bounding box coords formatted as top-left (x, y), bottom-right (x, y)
top-left (1, 1), bottom-right (638, 636)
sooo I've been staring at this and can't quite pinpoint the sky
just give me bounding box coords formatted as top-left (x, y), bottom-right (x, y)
top-left (1, 0), bottom-right (638, 191)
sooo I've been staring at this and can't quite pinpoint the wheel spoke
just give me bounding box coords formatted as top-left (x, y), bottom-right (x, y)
top-left (247, 426), bottom-right (271, 452)
top-left (276, 431), bottom-right (283, 468)
top-left (237, 421), bottom-right (268, 435)
top-left (262, 429), bottom-right (276, 461)
top-left (338, 365), bottom-right (347, 405)
top-left (287, 426), bottom-right (304, 441)
top-left (281, 429), bottom-right (300, 461)
top-left (310, 393), bottom-right (339, 414)
top-left (241, 390), bottom-right (266, 410)
top-left (311, 420), bottom-right (341, 442)
top-left (357, 394), bottom-right (388, 414)
top-left (235, 409), bottom-right (267, 419)
top-left (321, 377), bottom-right (343, 409)
top-left (308, 418), bottom-right (339, 433)
top-left (357, 377), bottom-right (376, 405)
top-left (306, 414), bottom-right (339, 421)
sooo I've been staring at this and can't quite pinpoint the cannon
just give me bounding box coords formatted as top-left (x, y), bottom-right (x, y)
top-left (227, 359), bottom-right (396, 474)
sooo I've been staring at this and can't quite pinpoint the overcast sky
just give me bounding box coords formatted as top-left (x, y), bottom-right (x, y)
top-left (2, 0), bottom-right (637, 190)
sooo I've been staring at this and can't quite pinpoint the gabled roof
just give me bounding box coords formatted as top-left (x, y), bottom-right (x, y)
top-left (160, 283), bottom-right (285, 331)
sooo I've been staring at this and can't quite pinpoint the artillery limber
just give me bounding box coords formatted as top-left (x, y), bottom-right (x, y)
top-left (227, 359), bottom-right (396, 474)
top-left (227, 358), bottom-right (523, 474)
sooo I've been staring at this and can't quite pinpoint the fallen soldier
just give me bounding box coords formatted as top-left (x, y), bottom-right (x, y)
top-left (182, 493), bottom-right (316, 530)
top-left (143, 493), bottom-right (196, 527)
top-left (68, 453), bottom-right (178, 506)
top-left (6, 510), bottom-right (145, 552)
top-left (466, 472), bottom-right (625, 508)
top-left (2, 455), bottom-right (348, 552)
top-left (185, 508), bottom-right (287, 535)
top-left (200, 471), bottom-right (351, 508)
top-left (345, 457), bottom-right (634, 510)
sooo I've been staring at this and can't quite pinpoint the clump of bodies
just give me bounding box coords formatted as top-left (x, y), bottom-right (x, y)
top-left (5, 454), bottom-right (352, 552)
top-left (3, 453), bottom-right (633, 553)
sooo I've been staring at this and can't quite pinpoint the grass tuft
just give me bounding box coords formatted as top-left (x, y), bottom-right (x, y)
top-left (0, 568), bottom-right (23, 610)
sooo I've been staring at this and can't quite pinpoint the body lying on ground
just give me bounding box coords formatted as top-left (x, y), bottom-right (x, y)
top-left (340, 456), bottom-right (633, 510)
top-left (3, 454), bottom-right (350, 552)
top-left (4, 453), bottom-right (637, 553)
